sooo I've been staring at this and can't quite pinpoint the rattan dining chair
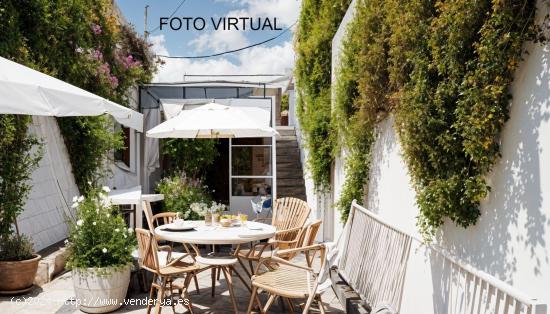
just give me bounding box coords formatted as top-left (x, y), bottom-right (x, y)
top-left (237, 197), bottom-right (312, 276)
top-left (136, 228), bottom-right (206, 314)
top-left (247, 243), bottom-right (327, 314)
top-left (142, 201), bottom-right (201, 294)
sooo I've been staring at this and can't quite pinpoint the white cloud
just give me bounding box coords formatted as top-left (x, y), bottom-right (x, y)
top-left (189, 29), bottom-right (249, 53)
top-left (222, 0), bottom-right (302, 27)
top-left (152, 40), bottom-right (295, 82)
top-left (149, 34), bottom-right (169, 55)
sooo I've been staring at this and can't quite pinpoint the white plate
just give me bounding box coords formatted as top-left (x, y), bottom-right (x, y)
top-left (161, 223), bottom-right (195, 232)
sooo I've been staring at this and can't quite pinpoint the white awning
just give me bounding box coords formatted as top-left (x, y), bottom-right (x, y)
top-left (0, 57), bottom-right (143, 131)
top-left (147, 102), bottom-right (277, 138)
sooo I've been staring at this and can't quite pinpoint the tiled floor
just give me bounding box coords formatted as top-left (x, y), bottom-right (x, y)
top-left (0, 256), bottom-right (344, 313)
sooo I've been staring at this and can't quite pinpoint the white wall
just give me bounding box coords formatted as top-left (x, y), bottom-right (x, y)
top-left (18, 117), bottom-right (79, 252)
top-left (327, 0), bottom-right (550, 309)
top-left (363, 38), bottom-right (550, 310)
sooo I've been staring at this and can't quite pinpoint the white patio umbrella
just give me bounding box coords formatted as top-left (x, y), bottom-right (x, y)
top-left (0, 57), bottom-right (143, 131)
top-left (146, 102), bottom-right (278, 138)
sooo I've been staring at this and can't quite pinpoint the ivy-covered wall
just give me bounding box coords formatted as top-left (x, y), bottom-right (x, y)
top-left (294, 0), bottom-right (353, 190)
top-left (0, 0), bottom-right (156, 195)
top-left (297, 0), bottom-right (540, 237)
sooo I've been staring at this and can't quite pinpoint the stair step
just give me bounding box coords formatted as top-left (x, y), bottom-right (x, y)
top-left (277, 178), bottom-right (305, 187)
top-left (277, 155), bottom-right (301, 163)
top-left (276, 149), bottom-right (299, 155)
top-left (276, 135), bottom-right (297, 141)
top-left (275, 127), bottom-right (296, 136)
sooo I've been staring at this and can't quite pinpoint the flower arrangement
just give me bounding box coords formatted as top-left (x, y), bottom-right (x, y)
top-left (65, 187), bottom-right (135, 273)
top-left (156, 172), bottom-right (213, 220)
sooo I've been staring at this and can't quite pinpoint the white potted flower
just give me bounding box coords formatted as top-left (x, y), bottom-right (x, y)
top-left (65, 187), bottom-right (135, 313)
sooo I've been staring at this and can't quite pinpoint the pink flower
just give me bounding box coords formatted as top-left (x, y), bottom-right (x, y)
top-left (109, 75), bottom-right (119, 88)
top-left (75, 47), bottom-right (84, 54)
top-left (91, 23), bottom-right (102, 35)
top-left (122, 55), bottom-right (142, 69)
top-left (96, 63), bottom-right (110, 76)
top-left (92, 49), bottom-right (103, 60)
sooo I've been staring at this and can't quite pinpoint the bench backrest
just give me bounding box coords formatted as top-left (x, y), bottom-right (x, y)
top-left (338, 201), bottom-right (411, 312)
top-left (337, 200), bottom-right (547, 314)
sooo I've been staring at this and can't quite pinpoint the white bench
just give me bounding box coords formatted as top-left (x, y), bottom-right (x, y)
top-left (331, 200), bottom-right (547, 314)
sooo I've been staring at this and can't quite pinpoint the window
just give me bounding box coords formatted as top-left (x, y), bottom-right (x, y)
top-left (230, 137), bottom-right (273, 197)
top-left (115, 127), bottom-right (131, 168)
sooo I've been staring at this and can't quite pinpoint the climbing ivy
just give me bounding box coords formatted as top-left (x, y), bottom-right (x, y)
top-left (305, 0), bottom-right (540, 235)
top-left (294, 0), bottom-right (353, 190)
top-left (0, 0), bottom-right (157, 194)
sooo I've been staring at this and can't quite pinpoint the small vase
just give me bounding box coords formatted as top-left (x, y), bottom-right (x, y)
top-left (205, 212), bottom-right (212, 226)
top-left (212, 213), bottom-right (220, 225)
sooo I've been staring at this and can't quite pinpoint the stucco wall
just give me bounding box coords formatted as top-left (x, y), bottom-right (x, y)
top-left (365, 41), bottom-right (550, 310)
top-left (18, 117), bottom-right (79, 251)
top-left (327, 0), bottom-right (550, 308)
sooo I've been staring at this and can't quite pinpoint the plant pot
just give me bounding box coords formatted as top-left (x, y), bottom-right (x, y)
top-left (72, 265), bottom-right (131, 313)
top-left (0, 254), bottom-right (41, 294)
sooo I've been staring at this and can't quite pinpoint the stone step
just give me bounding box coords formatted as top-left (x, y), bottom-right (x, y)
top-left (276, 135), bottom-right (297, 141)
top-left (276, 141), bottom-right (299, 149)
top-left (277, 178), bottom-right (305, 187)
top-left (275, 127), bottom-right (296, 136)
top-left (276, 147), bottom-right (301, 155)
top-left (277, 154), bottom-right (302, 163)
top-left (277, 171), bottom-right (304, 179)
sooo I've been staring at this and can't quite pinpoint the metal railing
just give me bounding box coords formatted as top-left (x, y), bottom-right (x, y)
top-left (336, 200), bottom-right (547, 314)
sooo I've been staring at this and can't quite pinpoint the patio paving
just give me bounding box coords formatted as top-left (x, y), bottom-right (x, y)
top-left (0, 255), bottom-right (344, 314)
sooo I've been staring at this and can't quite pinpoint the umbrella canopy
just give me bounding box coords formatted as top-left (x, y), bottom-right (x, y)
top-left (146, 102), bottom-right (278, 138)
top-left (0, 57), bottom-right (143, 131)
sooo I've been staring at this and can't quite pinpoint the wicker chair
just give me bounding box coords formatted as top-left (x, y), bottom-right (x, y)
top-left (236, 197), bottom-right (312, 276)
top-left (247, 243), bottom-right (327, 314)
top-left (136, 228), bottom-right (206, 314)
top-left (142, 201), bottom-right (201, 294)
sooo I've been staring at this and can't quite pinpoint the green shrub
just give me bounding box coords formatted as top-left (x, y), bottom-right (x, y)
top-left (162, 139), bottom-right (219, 179)
top-left (0, 234), bottom-right (34, 261)
top-left (156, 173), bottom-right (213, 220)
top-left (0, 114), bottom-right (43, 247)
top-left (66, 187), bottom-right (136, 271)
top-left (294, 0), bottom-right (352, 189)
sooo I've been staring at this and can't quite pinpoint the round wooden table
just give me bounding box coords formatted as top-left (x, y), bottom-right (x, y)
top-left (154, 221), bottom-right (275, 313)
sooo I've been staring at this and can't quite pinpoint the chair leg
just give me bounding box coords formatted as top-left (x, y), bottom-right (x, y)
top-left (169, 280), bottom-right (176, 314)
top-left (155, 277), bottom-right (167, 314)
top-left (263, 294), bottom-right (277, 313)
top-left (230, 265), bottom-right (251, 292)
top-left (146, 274), bottom-right (157, 314)
top-left (211, 267), bottom-right (217, 297)
top-left (193, 272), bottom-right (200, 295)
top-left (221, 267), bottom-right (239, 314)
top-left (284, 297), bottom-right (295, 314)
top-left (237, 257), bottom-right (252, 278)
top-left (247, 286), bottom-right (258, 314)
top-left (182, 273), bottom-right (195, 314)
top-left (248, 260), bottom-right (255, 276)
top-left (302, 293), bottom-right (316, 313)
top-left (316, 294), bottom-right (325, 314)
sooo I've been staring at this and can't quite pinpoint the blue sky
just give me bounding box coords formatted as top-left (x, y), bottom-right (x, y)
top-left (115, 0), bottom-right (301, 82)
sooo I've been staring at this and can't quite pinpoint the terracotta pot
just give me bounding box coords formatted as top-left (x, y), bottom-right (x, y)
top-left (0, 254), bottom-right (41, 294)
top-left (72, 266), bottom-right (131, 313)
